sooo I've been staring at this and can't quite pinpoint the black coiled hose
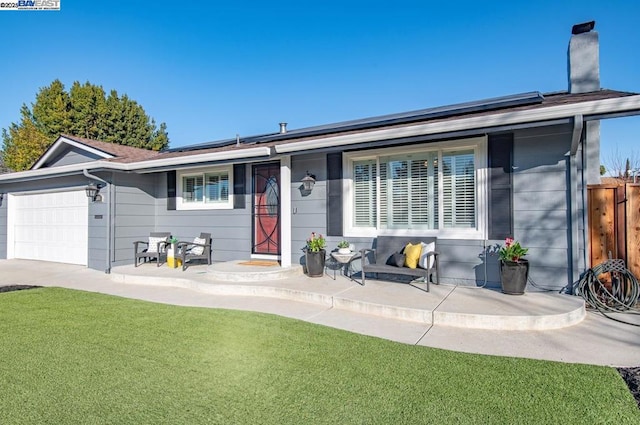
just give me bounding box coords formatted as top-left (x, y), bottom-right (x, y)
top-left (575, 259), bottom-right (640, 326)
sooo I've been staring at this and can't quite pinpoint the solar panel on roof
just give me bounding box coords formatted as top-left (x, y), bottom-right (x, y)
top-left (165, 91), bottom-right (544, 152)
top-left (265, 91), bottom-right (545, 139)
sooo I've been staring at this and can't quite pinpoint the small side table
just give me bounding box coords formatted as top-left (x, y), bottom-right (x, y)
top-left (330, 251), bottom-right (359, 280)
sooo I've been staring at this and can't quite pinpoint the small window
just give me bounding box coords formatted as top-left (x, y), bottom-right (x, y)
top-left (178, 167), bottom-right (232, 210)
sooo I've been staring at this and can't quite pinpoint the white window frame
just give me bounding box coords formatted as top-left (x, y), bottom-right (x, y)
top-left (176, 165), bottom-right (233, 210)
top-left (343, 136), bottom-right (487, 239)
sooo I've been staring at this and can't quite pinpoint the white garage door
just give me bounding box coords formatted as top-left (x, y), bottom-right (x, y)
top-left (10, 191), bottom-right (89, 265)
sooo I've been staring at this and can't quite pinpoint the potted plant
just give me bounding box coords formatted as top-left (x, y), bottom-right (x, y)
top-left (337, 240), bottom-right (351, 255)
top-left (305, 232), bottom-right (326, 277)
top-left (498, 237), bottom-right (529, 295)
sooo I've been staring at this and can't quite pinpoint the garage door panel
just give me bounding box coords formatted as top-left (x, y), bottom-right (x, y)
top-left (11, 191), bottom-right (88, 265)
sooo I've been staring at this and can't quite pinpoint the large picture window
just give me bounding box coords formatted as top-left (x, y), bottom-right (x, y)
top-left (178, 167), bottom-right (232, 210)
top-left (346, 137), bottom-right (486, 237)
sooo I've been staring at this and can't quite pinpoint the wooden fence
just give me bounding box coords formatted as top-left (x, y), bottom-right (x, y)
top-left (588, 183), bottom-right (640, 280)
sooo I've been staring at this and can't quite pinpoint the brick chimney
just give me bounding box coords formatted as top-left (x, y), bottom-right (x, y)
top-left (568, 21), bottom-right (600, 93)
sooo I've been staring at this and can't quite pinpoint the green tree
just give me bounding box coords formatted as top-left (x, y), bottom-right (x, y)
top-left (2, 80), bottom-right (169, 171)
top-left (69, 81), bottom-right (108, 140)
top-left (0, 149), bottom-right (9, 174)
top-left (600, 164), bottom-right (606, 176)
top-left (31, 79), bottom-right (72, 140)
top-left (2, 106), bottom-right (50, 171)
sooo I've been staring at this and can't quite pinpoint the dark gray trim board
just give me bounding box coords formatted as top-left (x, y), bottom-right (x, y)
top-left (326, 152), bottom-right (343, 236)
top-left (166, 170), bottom-right (176, 210)
top-left (488, 133), bottom-right (514, 240)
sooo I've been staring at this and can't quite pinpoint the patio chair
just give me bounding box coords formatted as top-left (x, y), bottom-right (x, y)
top-left (133, 232), bottom-right (171, 267)
top-left (177, 232), bottom-right (212, 271)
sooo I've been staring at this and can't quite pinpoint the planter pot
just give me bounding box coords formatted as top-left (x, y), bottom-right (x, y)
top-left (338, 248), bottom-right (351, 255)
top-left (166, 245), bottom-right (182, 268)
top-left (305, 250), bottom-right (326, 277)
top-left (500, 260), bottom-right (529, 295)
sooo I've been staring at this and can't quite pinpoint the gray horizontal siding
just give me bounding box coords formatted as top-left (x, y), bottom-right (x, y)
top-left (153, 170), bottom-right (253, 263)
top-left (514, 229), bottom-right (569, 249)
top-left (46, 146), bottom-right (102, 167)
top-left (291, 153), bottom-right (328, 265)
top-left (513, 124), bottom-right (572, 171)
top-left (514, 170), bottom-right (566, 190)
top-left (87, 188), bottom-right (110, 271)
top-left (513, 209), bottom-right (568, 229)
top-left (113, 173), bottom-right (157, 264)
top-left (512, 124), bottom-right (573, 288)
top-left (513, 190), bottom-right (567, 211)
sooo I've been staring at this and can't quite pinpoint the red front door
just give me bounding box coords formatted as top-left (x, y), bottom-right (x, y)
top-left (252, 163), bottom-right (280, 255)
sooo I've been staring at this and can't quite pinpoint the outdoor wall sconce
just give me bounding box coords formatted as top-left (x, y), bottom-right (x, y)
top-left (301, 171), bottom-right (316, 192)
top-left (85, 182), bottom-right (104, 202)
top-left (0, 193), bottom-right (4, 207)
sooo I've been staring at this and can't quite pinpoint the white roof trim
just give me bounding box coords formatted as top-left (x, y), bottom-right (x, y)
top-left (31, 136), bottom-right (115, 170)
top-left (0, 146), bottom-right (272, 182)
top-left (127, 146), bottom-right (272, 172)
top-left (4, 94), bottom-right (640, 182)
top-left (275, 95), bottom-right (640, 153)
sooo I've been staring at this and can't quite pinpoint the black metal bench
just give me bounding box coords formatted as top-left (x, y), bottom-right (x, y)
top-left (360, 236), bottom-right (439, 291)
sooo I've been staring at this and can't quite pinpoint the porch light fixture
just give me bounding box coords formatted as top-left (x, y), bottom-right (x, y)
top-left (301, 171), bottom-right (316, 192)
top-left (85, 182), bottom-right (104, 202)
top-left (0, 193), bottom-right (4, 207)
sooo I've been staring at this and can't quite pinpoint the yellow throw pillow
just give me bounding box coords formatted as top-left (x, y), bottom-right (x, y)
top-left (403, 243), bottom-right (422, 269)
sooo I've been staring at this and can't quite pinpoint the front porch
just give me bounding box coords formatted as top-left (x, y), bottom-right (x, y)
top-left (112, 260), bottom-right (586, 332)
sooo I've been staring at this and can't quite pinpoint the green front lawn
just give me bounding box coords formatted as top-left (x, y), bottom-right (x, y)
top-left (0, 287), bottom-right (637, 424)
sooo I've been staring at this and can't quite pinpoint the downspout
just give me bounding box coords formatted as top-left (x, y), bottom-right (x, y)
top-left (568, 115), bottom-right (583, 294)
top-left (83, 169), bottom-right (112, 274)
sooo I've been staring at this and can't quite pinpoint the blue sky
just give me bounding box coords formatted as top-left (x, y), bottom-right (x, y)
top-left (0, 0), bottom-right (638, 169)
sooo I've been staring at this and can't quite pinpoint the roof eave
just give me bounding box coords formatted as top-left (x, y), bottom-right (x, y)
top-left (274, 95), bottom-right (640, 154)
top-left (31, 135), bottom-right (116, 170)
top-left (0, 146), bottom-right (272, 183)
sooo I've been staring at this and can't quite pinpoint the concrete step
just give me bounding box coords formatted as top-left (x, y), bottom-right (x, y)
top-left (205, 261), bottom-right (304, 282)
top-left (109, 264), bottom-right (586, 331)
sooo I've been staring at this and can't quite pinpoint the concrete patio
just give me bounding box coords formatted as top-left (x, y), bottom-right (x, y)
top-left (112, 260), bottom-right (587, 331)
top-left (0, 259), bottom-right (638, 366)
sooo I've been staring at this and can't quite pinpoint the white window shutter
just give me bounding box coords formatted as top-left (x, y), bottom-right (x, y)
top-left (409, 156), bottom-right (430, 227)
top-left (388, 160), bottom-right (409, 227)
top-left (443, 150), bottom-right (475, 228)
top-left (353, 161), bottom-right (377, 227)
top-left (379, 160), bottom-right (388, 228)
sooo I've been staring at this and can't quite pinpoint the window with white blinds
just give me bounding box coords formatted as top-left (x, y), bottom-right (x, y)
top-left (354, 161), bottom-right (377, 227)
top-left (442, 150), bottom-right (475, 228)
top-left (178, 167), bottom-right (232, 210)
top-left (183, 175), bottom-right (204, 203)
top-left (351, 147), bottom-right (476, 232)
top-left (205, 172), bottom-right (229, 203)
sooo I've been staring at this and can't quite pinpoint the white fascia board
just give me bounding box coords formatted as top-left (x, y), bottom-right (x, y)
top-left (126, 146), bottom-right (272, 172)
top-left (0, 161), bottom-right (115, 182)
top-left (32, 136), bottom-right (115, 170)
top-left (0, 146), bottom-right (272, 183)
top-left (274, 95), bottom-right (640, 154)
